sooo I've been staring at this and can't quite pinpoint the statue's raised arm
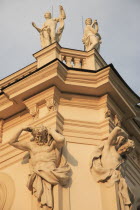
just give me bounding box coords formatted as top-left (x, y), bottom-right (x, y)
top-left (8, 127), bottom-right (32, 151)
top-left (59, 5), bottom-right (66, 19)
top-left (91, 20), bottom-right (99, 33)
top-left (56, 5), bottom-right (66, 42)
top-left (106, 126), bottom-right (128, 147)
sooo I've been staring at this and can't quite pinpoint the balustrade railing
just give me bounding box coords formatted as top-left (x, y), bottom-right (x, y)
top-left (34, 42), bottom-right (107, 70)
top-left (61, 55), bottom-right (86, 69)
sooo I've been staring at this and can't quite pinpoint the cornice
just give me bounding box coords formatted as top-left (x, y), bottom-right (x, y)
top-left (66, 67), bottom-right (109, 86)
top-left (0, 95), bottom-right (14, 112)
top-left (0, 59), bottom-right (139, 124)
top-left (0, 62), bottom-right (37, 89)
top-left (3, 110), bottom-right (64, 133)
top-left (109, 66), bottom-right (140, 106)
top-left (3, 112), bottom-right (31, 131)
top-left (60, 93), bottom-right (108, 109)
top-left (23, 86), bottom-right (61, 107)
top-left (63, 118), bottom-right (110, 142)
top-left (4, 62), bottom-right (59, 99)
top-left (124, 118), bottom-right (140, 141)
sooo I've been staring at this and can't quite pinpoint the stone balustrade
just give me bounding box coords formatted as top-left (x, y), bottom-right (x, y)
top-left (33, 42), bottom-right (107, 70)
top-left (61, 55), bottom-right (86, 69)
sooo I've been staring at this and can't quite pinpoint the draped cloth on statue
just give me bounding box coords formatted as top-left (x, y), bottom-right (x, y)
top-left (90, 145), bottom-right (132, 210)
top-left (27, 153), bottom-right (71, 208)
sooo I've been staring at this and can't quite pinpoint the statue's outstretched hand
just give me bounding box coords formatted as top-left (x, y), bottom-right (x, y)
top-left (32, 22), bottom-right (36, 28)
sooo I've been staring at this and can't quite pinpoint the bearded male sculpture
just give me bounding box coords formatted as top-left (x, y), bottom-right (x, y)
top-left (9, 126), bottom-right (71, 209)
top-left (90, 126), bottom-right (135, 210)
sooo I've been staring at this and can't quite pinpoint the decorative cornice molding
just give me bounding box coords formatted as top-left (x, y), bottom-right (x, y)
top-left (4, 63), bottom-right (59, 99)
top-left (60, 93), bottom-right (108, 109)
top-left (0, 62), bottom-right (37, 89)
top-left (63, 118), bottom-right (110, 142)
top-left (28, 104), bottom-right (39, 119)
top-left (1, 61), bottom-right (139, 123)
top-left (23, 86), bottom-right (61, 119)
top-left (0, 119), bottom-right (4, 143)
top-left (0, 95), bottom-right (14, 113)
top-left (109, 70), bottom-right (138, 116)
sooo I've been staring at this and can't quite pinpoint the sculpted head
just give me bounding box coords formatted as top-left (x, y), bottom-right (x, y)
top-left (117, 139), bottom-right (135, 155)
top-left (85, 18), bottom-right (92, 25)
top-left (31, 126), bottom-right (49, 146)
top-left (115, 135), bottom-right (135, 156)
top-left (44, 12), bottom-right (51, 19)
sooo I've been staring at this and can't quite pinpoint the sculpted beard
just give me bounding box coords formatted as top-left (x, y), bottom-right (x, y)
top-left (31, 127), bottom-right (53, 146)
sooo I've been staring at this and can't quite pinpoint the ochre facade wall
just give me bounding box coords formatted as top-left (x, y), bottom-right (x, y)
top-left (0, 44), bottom-right (140, 210)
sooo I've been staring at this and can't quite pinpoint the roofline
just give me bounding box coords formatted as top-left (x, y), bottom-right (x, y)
top-left (0, 61), bottom-right (36, 81)
top-left (0, 58), bottom-right (139, 101)
top-left (108, 63), bottom-right (140, 100)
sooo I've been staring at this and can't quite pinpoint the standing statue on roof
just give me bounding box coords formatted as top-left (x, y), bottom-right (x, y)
top-left (32, 5), bottom-right (66, 48)
top-left (82, 18), bottom-right (102, 52)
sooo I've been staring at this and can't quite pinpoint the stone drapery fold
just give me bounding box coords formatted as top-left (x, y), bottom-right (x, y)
top-left (90, 145), bottom-right (132, 210)
top-left (27, 154), bottom-right (71, 208)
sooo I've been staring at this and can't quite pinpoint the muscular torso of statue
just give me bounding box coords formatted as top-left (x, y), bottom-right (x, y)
top-left (43, 19), bottom-right (57, 30)
top-left (8, 126), bottom-right (71, 209)
top-left (8, 127), bottom-right (64, 171)
top-left (29, 141), bottom-right (61, 171)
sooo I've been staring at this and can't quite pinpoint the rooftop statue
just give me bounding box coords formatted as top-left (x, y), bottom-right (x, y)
top-left (82, 18), bottom-right (102, 52)
top-left (90, 126), bottom-right (134, 210)
top-left (9, 126), bottom-right (71, 209)
top-left (32, 5), bottom-right (66, 48)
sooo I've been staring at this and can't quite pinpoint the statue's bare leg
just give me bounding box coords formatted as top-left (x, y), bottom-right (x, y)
top-left (88, 36), bottom-right (99, 51)
top-left (50, 29), bottom-right (56, 43)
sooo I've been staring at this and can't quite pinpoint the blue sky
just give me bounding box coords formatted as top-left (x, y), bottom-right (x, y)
top-left (0, 0), bottom-right (139, 95)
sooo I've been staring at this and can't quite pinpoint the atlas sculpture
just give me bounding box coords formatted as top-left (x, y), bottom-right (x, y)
top-left (9, 125), bottom-right (71, 210)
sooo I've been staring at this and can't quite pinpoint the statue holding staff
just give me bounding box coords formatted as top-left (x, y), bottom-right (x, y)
top-left (32, 5), bottom-right (66, 48)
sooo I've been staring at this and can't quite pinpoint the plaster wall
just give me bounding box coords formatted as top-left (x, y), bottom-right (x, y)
top-left (2, 160), bottom-right (31, 210)
top-left (3, 116), bottom-right (32, 144)
top-left (59, 105), bottom-right (104, 122)
top-left (66, 141), bottom-right (102, 210)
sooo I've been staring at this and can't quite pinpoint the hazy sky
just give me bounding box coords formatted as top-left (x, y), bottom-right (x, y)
top-left (0, 0), bottom-right (139, 95)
